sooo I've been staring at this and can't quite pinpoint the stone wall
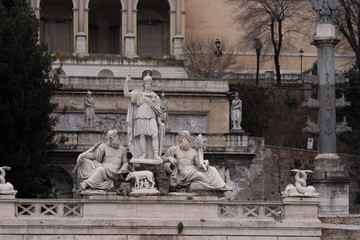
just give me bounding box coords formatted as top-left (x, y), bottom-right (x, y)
top-left (263, 145), bottom-right (360, 213)
top-left (320, 215), bottom-right (360, 240)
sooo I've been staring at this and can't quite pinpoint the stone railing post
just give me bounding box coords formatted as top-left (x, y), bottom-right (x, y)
top-left (282, 197), bottom-right (321, 223)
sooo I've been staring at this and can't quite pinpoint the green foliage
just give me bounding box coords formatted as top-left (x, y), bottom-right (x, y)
top-left (229, 83), bottom-right (274, 136)
top-left (177, 221), bottom-right (184, 234)
top-left (284, 93), bottom-right (298, 108)
top-left (0, 0), bottom-right (60, 197)
top-left (336, 86), bottom-right (360, 155)
top-left (293, 159), bottom-right (301, 169)
top-left (230, 83), bottom-right (317, 148)
top-left (344, 62), bottom-right (360, 86)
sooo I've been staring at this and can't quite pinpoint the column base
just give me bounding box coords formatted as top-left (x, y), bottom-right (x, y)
top-left (310, 153), bottom-right (350, 214)
top-left (173, 34), bottom-right (184, 60)
top-left (124, 33), bottom-right (136, 59)
top-left (75, 32), bottom-right (87, 56)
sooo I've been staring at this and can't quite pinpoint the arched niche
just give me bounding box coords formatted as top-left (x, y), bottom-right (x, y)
top-left (136, 0), bottom-right (170, 58)
top-left (39, 0), bottom-right (74, 54)
top-left (88, 0), bottom-right (122, 54)
top-left (98, 69), bottom-right (114, 77)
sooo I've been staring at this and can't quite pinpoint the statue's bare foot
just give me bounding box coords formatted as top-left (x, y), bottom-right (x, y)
top-left (139, 154), bottom-right (146, 159)
top-left (80, 181), bottom-right (87, 190)
top-left (221, 184), bottom-right (232, 191)
top-left (154, 153), bottom-right (162, 161)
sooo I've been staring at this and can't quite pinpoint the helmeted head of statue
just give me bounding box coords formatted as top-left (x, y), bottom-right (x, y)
top-left (143, 73), bottom-right (153, 90)
top-left (87, 90), bottom-right (91, 96)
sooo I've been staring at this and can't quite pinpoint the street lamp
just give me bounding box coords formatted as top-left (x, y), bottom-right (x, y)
top-left (214, 39), bottom-right (222, 79)
top-left (299, 48), bottom-right (304, 82)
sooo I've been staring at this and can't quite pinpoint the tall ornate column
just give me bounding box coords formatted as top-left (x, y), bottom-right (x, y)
top-left (76, 0), bottom-right (87, 55)
top-left (173, 0), bottom-right (184, 59)
top-left (124, 0), bottom-right (136, 58)
top-left (302, 1), bottom-right (351, 214)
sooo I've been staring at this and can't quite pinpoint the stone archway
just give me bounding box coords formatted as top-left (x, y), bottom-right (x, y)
top-left (88, 0), bottom-right (122, 54)
top-left (136, 0), bottom-right (170, 58)
top-left (39, 0), bottom-right (74, 54)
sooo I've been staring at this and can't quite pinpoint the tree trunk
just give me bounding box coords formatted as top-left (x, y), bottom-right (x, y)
top-left (274, 52), bottom-right (281, 86)
top-left (256, 51), bottom-right (260, 85)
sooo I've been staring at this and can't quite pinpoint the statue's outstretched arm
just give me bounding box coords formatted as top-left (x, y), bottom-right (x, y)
top-left (124, 74), bottom-right (131, 97)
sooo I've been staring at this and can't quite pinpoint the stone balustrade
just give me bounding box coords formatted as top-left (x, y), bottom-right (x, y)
top-left (0, 196), bottom-right (322, 239)
top-left (54, 131), bottom-right (250, 153)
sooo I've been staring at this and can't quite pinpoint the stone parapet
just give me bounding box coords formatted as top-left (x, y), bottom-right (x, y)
top-left (0, 197), bottom-right (323, 239)
top-left (58, 77), bottom-right (229, 94)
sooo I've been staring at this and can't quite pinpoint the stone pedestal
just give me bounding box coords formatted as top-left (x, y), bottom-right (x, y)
top-left (173, 34), bottom-right (184, 60)
top-left (311, 154), bottom-right (350, 214)
top-left (77, 129), bottom-right (102, 150)
top-left (75, 32), bottom-right (87, 56)
top-left (282, 197), bottom-right (321, 223)
top-left (124, 33), bottom-right (136, 58)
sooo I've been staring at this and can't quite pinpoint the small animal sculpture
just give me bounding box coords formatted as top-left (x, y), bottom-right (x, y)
top-left (282, 169), bottom-right (318, 197)
top-left (125, 171), bottom-right (155, 189)
top-left (0, 166), bottom-right (14, 191)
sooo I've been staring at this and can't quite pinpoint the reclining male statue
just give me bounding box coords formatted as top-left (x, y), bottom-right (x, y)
top-left (74, 129), bottom-right (129, 190)
top-left (162, 131), bottom-right (231, 191)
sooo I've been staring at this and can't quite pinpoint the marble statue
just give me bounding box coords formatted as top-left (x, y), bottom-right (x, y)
top-left (0, 166), bottom-right (16, 195)
top-left (231, 92), bottom-right (242, 130)
top-left (162, 131), bottom-right (231, 190)
top-left (124, 74), bottom-right (165, 162)
top-left (160, 92), bottom-right (169, 130)
top-left (311, 0), bottom-right (338, 23)
top-left (74, 129), bottom-right (129, 190)
top-left (84, 91), bottom-right (95, 127)
top-left (282, 169), bottom-right (319, 197)
top-left (125, 170), bottom-right (155, 189)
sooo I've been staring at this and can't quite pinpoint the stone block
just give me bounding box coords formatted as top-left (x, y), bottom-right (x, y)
top-left (282, 197), bottom-right (320, 222)
top-left (316, 24), bottom-right (335, 38)
top-left (228, 237), bottom-right (277, 240)
top-left (278, 238), bottom-right (320, 240)
top-left (178, 237), bottom-right (226, 240)
top-left (128, 236), bottom-right (176, 240)
top-left (1, 236), bottom-right (23, 240)
top-left (0, 202), bottom-right (16, 217)
top-left (76, 236), bottom-right (126, 240)
top-left (24, 236), bottom-right (75, 240)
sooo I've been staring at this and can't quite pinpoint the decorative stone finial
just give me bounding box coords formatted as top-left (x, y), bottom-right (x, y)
top-left (282, 169), bottom-right (319, 197)
top-left (311, 0), bottom-right (339, 24)
top-left (0, 166), bottom-right (17, 195)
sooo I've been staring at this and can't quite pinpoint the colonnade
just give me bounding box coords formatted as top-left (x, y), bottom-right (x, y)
top-left (28, 0), bottom-right (185, 59)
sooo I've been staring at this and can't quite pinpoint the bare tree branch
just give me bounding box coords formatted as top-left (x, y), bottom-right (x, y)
top-left (184, 36), bottom-right (239, 79)
top-left (228, 0), bottom-right (310, 86)
top-left (333, 0), bottom-right (360, 72)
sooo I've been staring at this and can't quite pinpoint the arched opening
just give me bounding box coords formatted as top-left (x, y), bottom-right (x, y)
top-left (98, 69), bottom-right (114, 77)
top-left (40, 0), bottom-right (74, 54)
top-left (88, 0), bottom-right (122, 54)
top-left (137, 0), bottom-right (170, 58)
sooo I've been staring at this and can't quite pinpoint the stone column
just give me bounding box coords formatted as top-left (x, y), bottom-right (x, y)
top-left (30, 0), bottom-right (35, 10)
top-left (124, 0), bottom-right (136, 58)
top-left (173, 0), bottom-right (184, 59)
top-left (76, 0), bottom-right (87, 55)
top-left (310, 24), bottom-right (350, 214)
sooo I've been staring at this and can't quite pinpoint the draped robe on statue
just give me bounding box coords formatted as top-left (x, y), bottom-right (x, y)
top-left (163, 146), bottom-right (227, 190)
top-left (126, 89), bottom-right (164, 159)
top-left (78, 143), bottom-right (127, 190)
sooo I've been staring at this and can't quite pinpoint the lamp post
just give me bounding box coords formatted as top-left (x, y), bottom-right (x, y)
top-left (299, 48), bottom-right (304, 82)
top-left (214, 39), bottom-right (222, 79)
